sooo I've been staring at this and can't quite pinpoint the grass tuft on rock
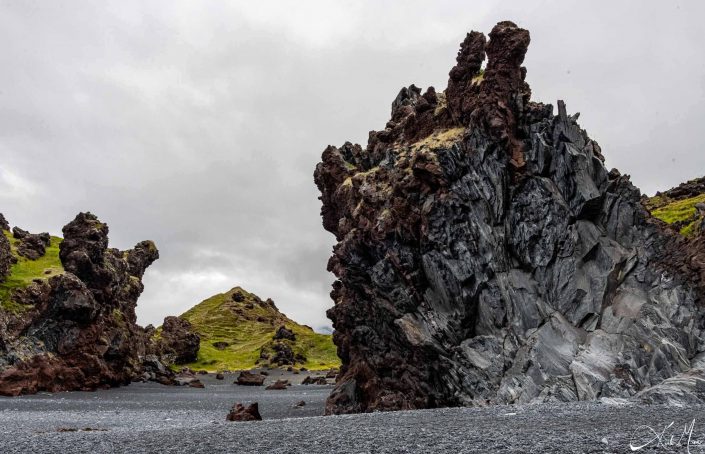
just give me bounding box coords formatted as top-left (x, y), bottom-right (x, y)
top-left (0, 230), bottom-right (64, 312)
top-left (649, 193), bottom-right (705, 237)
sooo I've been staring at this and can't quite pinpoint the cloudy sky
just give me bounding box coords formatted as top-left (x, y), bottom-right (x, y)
top-left (1, 1), bottom-right (703, 330)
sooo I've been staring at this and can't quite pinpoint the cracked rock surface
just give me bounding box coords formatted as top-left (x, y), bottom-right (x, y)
top-left (314, 21), bottom-right (705, 414)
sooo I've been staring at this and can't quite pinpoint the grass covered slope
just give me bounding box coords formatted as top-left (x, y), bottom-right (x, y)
top-left (0, 230), bottom-right (64, 312)
top-left (645, 178), bottom-right (705, 237)
top-left (178, 286), bottom-right (339, 372)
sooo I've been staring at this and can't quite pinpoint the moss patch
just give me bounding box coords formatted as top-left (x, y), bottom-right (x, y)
top-left (0, 231), bottom-right (64, 312)
top-left (433, 91), bottom-right (447, 117)
top-left (412, 127), bottom-right (465, 150)
top-left (650, 193), bottom-right (705, 237)
top-left (178, 286), bottom-right (339, 372)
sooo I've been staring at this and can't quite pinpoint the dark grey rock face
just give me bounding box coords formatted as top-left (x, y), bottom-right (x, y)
top-left (315, 22), bottom-right (705, 413)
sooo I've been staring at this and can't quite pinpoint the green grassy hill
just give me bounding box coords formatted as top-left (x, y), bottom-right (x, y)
top-left (0, 229), bottom-right (64, 313)
top-left (177, 286), bottom-right (339, 372)
top-left (645, 180), bottom-right (705, 237)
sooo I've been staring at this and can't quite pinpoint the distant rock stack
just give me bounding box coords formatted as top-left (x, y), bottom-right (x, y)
top-left (156, 316), bottom-right (200, 364)
top-left (0, 212), bottom-right (159, 396)
top-left (315, 21), bottom-right (705, 413)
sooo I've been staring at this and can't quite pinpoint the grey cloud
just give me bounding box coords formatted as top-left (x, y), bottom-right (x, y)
top-left (1, 1), bottom-right (704, 329)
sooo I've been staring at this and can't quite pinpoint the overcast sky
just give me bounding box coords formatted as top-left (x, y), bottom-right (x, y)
top-left (1, 1), bottom-right (703, 330)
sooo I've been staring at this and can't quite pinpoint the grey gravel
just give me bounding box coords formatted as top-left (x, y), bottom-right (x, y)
top-left (0, 375), bottom-right (703, 453)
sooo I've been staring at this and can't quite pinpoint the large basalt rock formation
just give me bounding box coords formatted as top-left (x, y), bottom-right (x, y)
top-left (314, 21), bottom-right (705, 414)
top-left (0, 212), bottom-right (159, 395)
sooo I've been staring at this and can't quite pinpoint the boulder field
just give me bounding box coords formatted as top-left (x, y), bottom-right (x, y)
top-left (314, 21), bottom-right (705, 413)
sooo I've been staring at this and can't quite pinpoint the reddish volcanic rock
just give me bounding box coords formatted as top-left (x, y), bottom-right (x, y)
top-left (226, 402), bottom-right (262, 422)
top-left (235, 371), bottom-right (266, 386)
top-left (157, 316), bottom-right (200, 364)
top-left (0, 212), bottom-right (158, 396)
top-left (265, 379), bottom-right (290, 390)
top-left (188, 379), bottom-right (205, 389)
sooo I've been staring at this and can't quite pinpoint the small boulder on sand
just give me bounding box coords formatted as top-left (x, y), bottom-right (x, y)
top-left (302, 375), bottom-right (327, 385)
top-left (235, 371), bottom-right (266, 386)
top-left (226, 402), bottom-right (261, 422)
top-left (265, 379), bottom-right (290, 390)
top-left (188, 379), bottom-right (205, 389)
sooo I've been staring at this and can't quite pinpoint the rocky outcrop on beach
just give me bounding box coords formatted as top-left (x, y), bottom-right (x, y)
top-left (156, 316), bottom-right (200, 364)
top-left (236, 370), bottom-right (266, 386)
top-left (315, 21), bottom-right (705, 413)
top-left (0, 212), bottom-right (159, 396)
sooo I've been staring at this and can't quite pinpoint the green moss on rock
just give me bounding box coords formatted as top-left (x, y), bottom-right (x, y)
top-left (649, 193), bottom-right (705, 237)
top-left (0, 231), bottom-right (64, 312)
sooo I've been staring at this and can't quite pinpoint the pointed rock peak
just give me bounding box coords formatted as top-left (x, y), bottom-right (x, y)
top-left (448, 31), bottom-right (486, 83)
top-left (446, 21), bottom-right (532, 146)
top-left (59, 212), bottom-right (110, 282)
top-left (355, 21), bottom-right (534, 163)
top-left (446, 31), bottom-right (486, 121)
top-left (485, 21), bottom-right (530, 71)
